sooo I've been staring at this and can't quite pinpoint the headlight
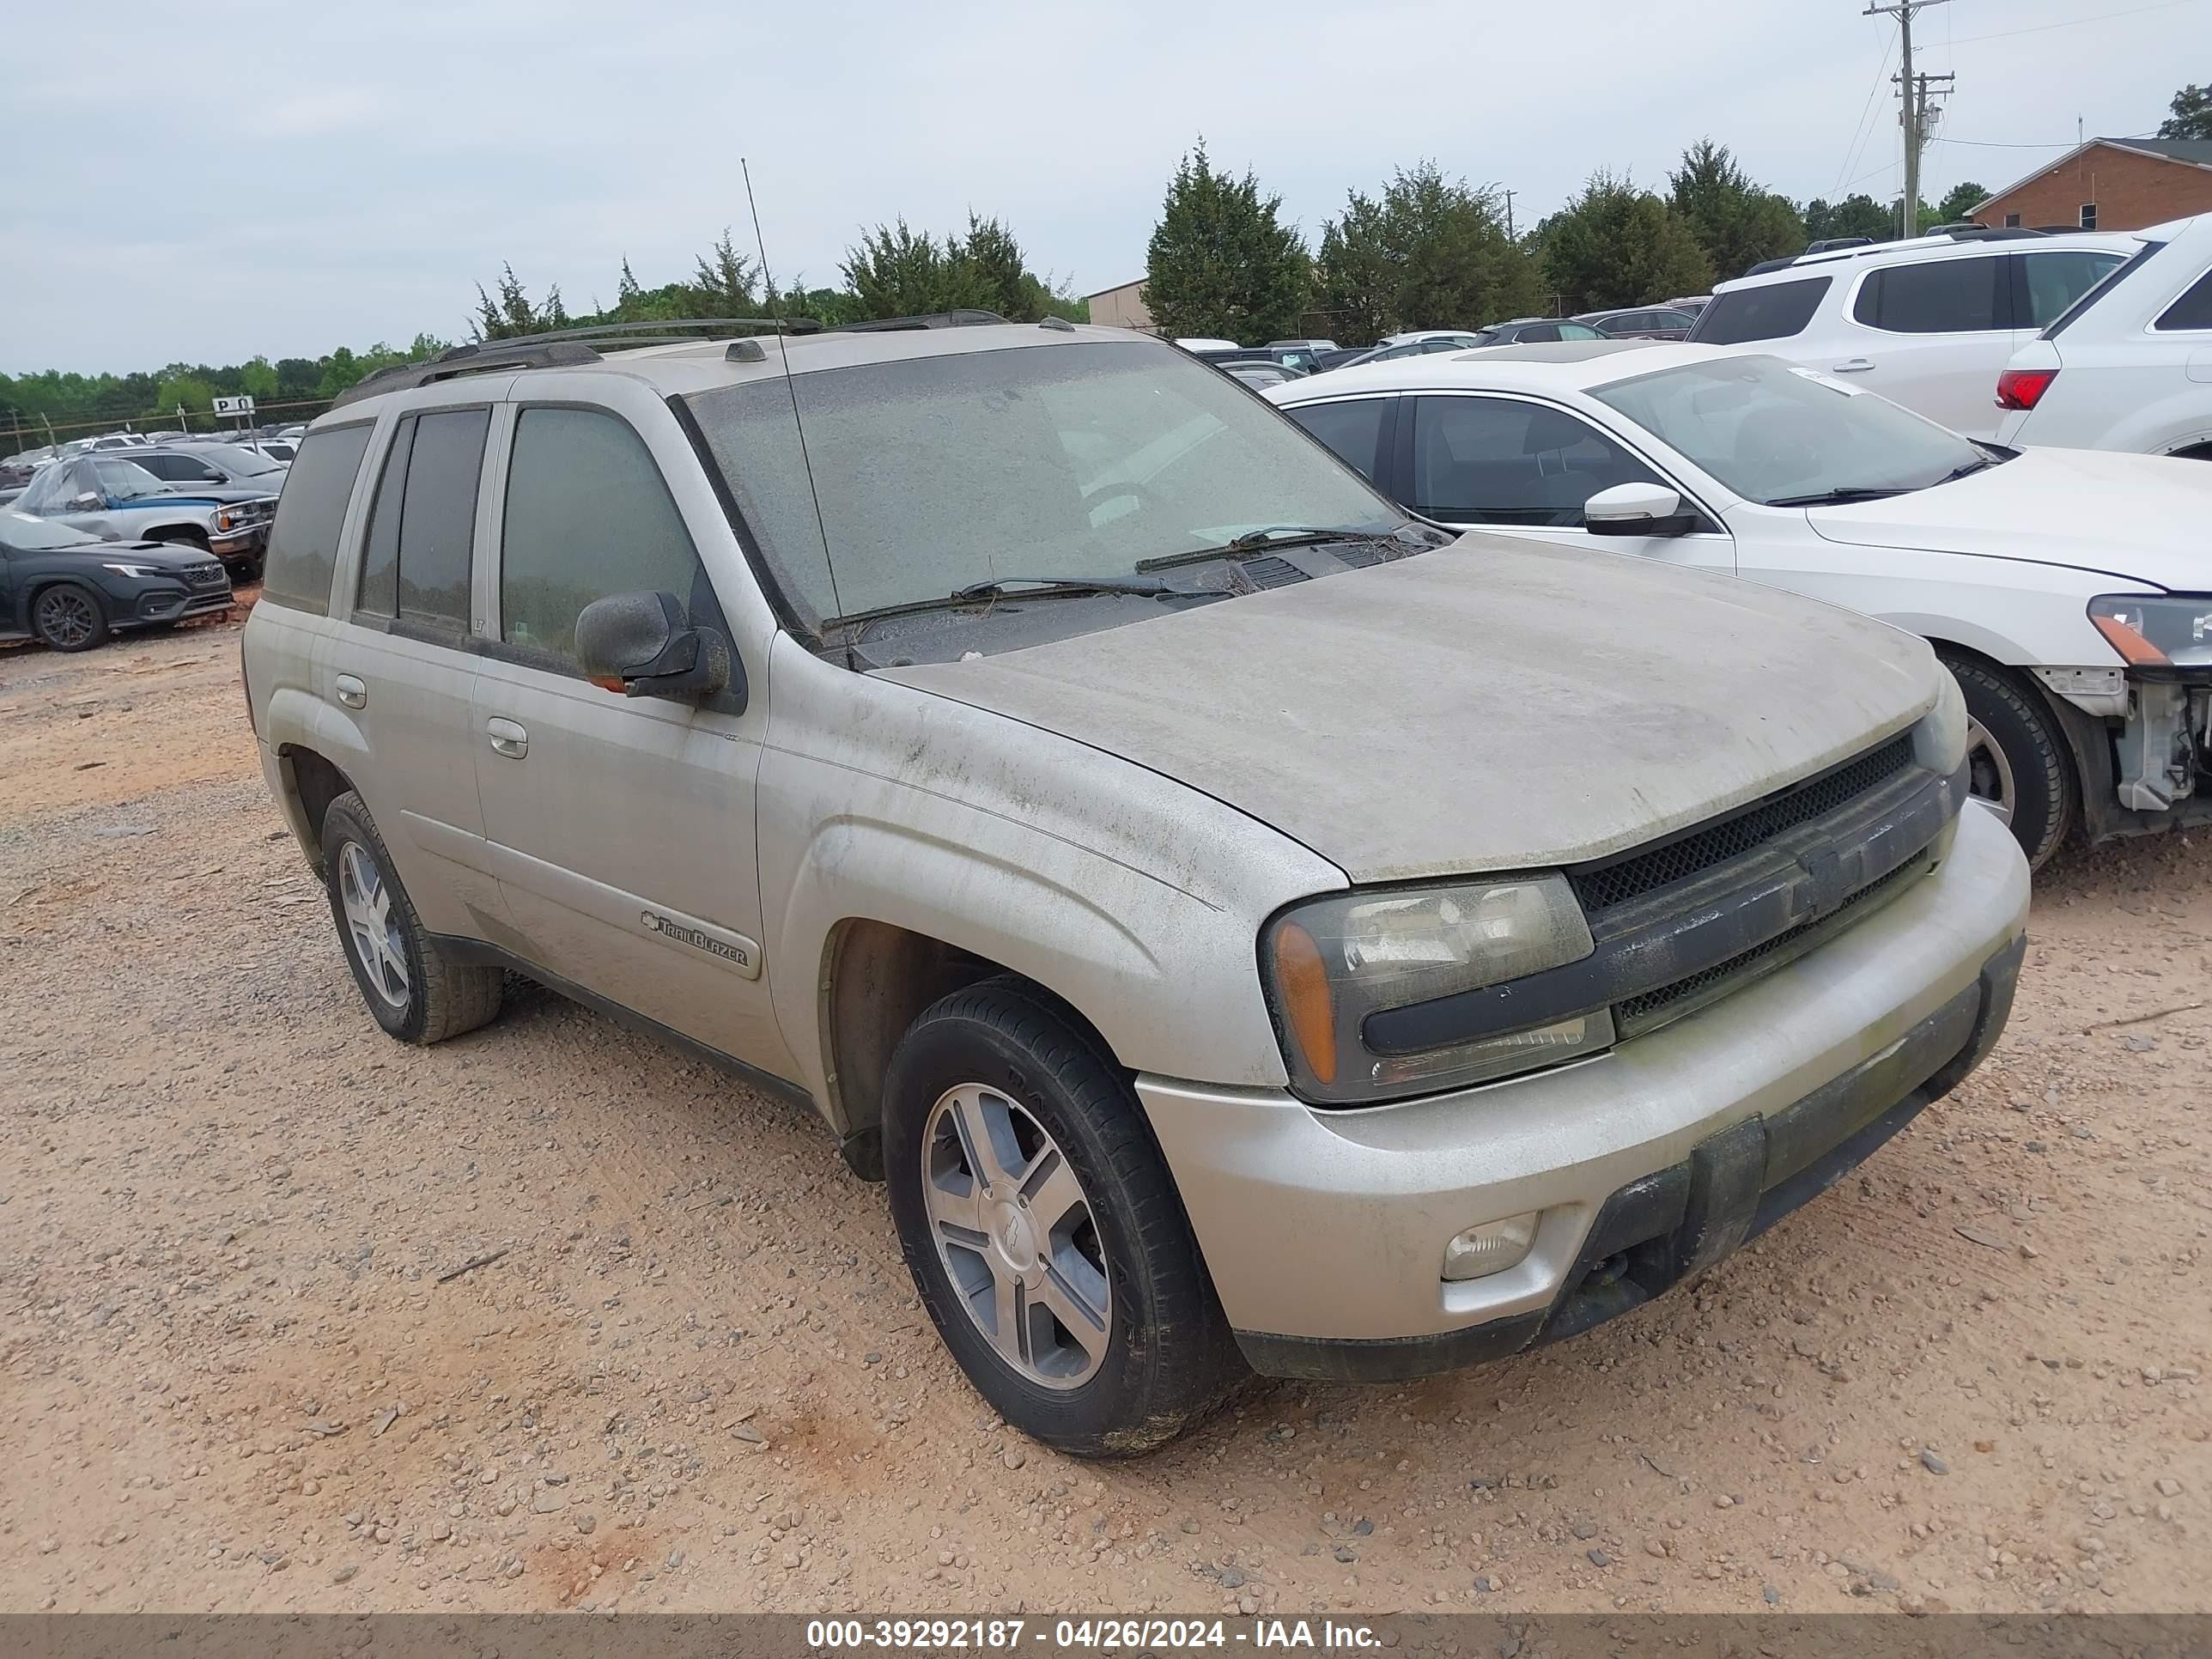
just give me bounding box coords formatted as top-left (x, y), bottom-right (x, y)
top-left (2089, 594), bottom-right (2212, 669)
top-left (1261, 877), bottom-right (1609, 1105)
top-left (101, 562), bottom-right (160, 578)
top-left (214, 508), bottom-right (238, 533)
top-left (1918, 667), bottom-right (1969, 775)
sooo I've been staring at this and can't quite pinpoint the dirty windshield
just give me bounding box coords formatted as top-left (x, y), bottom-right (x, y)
top-left (683, 337), bottom-right (1406, 631)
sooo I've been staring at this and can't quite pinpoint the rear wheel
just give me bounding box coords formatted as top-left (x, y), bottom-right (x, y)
top-left (882, 976), bottom-right (1243, 1455)
top-left (1942, 653), bottom-right (2075, 870)
top-left (30, 581), bottom-right (108, 652)
top-left (319, 791), bottom-right (503, 1043)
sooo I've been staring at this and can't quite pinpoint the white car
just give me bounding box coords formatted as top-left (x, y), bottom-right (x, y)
top-left (1995, 214), bottom-right (2212, 459)
top-left (1688, 229), bottom-right (2138, 437)
top-left (1267, 341), bottom-right (2212, 867)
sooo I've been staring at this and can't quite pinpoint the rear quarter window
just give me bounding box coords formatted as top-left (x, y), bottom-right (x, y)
top-left (2154, 266), bottom-right (2212, 331)
top-left (259, 423), bottom-right (374, 615)
top-left (1687, 276), bottom-right (1832, 344)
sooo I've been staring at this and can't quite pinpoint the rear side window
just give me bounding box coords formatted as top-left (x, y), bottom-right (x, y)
top-left (2154, 267), bottom-right (2212, 331)
top-left (1852, 256), bottom-right (2004, 332)
top-left (2044, 239), bottom-right (2166, 337)
top-left (2020, 250), bottom-right (2125, 327)
top-left (355, 410), bottom-right (489, 629)
top-left (498, 408), bottom-right (708, 664)
top-left (1687, 276), bottom-right (1832, 344)
top-left (258, 424), bottom-right (374, 615)
top-left (1285, 397), bottom-right (1392, 483)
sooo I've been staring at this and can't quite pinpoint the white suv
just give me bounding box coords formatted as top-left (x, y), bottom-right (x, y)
top-left (1995, 213), bottom-right (2212, 459)
top-left (1689, 229), bottom-right (2138, 436)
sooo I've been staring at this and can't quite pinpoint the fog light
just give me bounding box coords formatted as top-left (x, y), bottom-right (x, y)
top-left (1442, 1213), bottom-right (1539, 1281)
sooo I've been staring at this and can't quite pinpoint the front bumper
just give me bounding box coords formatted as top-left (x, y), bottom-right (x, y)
top-left (1136, 803), bottom-right (2031, 1378)
top-left (210, 525), bottom-right (268, 559)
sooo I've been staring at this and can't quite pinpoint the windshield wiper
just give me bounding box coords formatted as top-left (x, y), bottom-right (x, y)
top-left (1764, 486), bottom-right (1908, 507)
top-left (1936, 456), bottom-right (2000, 483)
top-left (1133, 524), bottom-right (1410, 574)
top-left (823, 574), bottom-right (1170, 630)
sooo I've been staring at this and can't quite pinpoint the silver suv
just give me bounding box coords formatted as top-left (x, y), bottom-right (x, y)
top-left (242, 316), bottom-right (2030, 1454)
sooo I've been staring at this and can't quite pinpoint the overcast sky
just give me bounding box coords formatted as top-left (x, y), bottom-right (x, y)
top-left (3, 0), bottom-right (2203, 374)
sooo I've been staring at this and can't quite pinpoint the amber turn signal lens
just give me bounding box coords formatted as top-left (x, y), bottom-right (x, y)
top-left (2091, 612), bottom-right (2166, 666)
top-left (1272, 921), bottom-right (1338, 1085)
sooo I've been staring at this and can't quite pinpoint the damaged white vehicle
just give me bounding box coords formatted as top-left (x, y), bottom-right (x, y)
top-left (1271, 343), bottom-right (2212, 868)
top-left (244, 317), bottom-right (2027, 1453)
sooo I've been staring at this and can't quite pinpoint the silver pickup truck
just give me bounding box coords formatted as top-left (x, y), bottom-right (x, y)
top-left (11, 451), bottom-right (277, 582)
top-left (242, 317), bottom-right (2030, 1455)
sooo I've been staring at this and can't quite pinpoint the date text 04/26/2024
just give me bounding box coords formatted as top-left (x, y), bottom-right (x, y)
top-left (803, 1619), bottom-right (1382, 1650)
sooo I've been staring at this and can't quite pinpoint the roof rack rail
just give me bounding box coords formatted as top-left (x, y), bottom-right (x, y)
top-left (828, 309), bottom-right (1011, 333)
top-left (327, 316), bottom-right (826, 410)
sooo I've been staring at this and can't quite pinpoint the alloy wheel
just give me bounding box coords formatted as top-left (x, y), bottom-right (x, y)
top-left (920, 1083), bottom-right (1112, 1389)
top-left (337, 840), bottom-right (410, 1010)
top-left (34, 587), bottom-right (97, 649)
top-left (1965, 716), bottom-right (2015, 827)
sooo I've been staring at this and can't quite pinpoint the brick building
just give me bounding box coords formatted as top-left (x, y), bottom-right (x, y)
top-left (1971, 137), bottom-right (2212, 233)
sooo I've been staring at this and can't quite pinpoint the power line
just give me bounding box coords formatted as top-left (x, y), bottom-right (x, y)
top-left (1948, 0), bottom-right (2201, 46)
top-left (1834, 32), bottom-right (1899, 194)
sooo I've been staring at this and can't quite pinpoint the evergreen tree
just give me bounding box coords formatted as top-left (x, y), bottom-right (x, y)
top-left (2159, 79), bottom-right (2211, 139)
top-left (1936, 181), bottom-right (1989, 223)
top-left (1667, 141), bottom-right (1805, 283)
top-left (1316, 163), bottom-right (1540, 341)
top-left (1540, 173), bottom-right (1714, 312)
top-left (1143, 140), bottom-right (1311, 343)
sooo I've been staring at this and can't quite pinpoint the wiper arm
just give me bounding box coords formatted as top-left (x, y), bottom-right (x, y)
top-left (1133, 524), bottom-right (1411, 574)
top-left (1937, 457), bottom-right (1999, 483)
top-left (1764, 486), bottom-right (1908, 507)
top-left (949, 574), bottom-right (1169, 603)
top-left (823, 574), bottom-right (1169, 630)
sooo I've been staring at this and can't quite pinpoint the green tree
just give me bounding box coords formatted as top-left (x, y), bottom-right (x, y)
top-left (686, 230), bottom-right (758, 315)
top-left (1667, 141), bottom-right (1806, 283)
top-left (1936, 181), bottom-right (1989, 223)
top-left (842, 219), bottom-right (994, 319)
top-left (1801, 193), bottom-right (1895, 244)
top-left (471, 264), bottom-right (568, 341)
top-left (239, 356), bottom-right (279, 400)
top-left (1143, 140), bottom-right (1311, 343)
top-left (1314, 162), bottom-right (1540, 342)
top-left (1539, 173), bottom-right (1714, 313)
top-left (2159, 80), bottom-right (2211, 139)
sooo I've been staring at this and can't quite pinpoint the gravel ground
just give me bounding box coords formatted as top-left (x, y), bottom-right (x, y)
top-left (3, 615), bottom-right (2205, 1617)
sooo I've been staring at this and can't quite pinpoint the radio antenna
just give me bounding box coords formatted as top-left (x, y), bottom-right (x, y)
top-left (741, 156), bottom-right (848, 660)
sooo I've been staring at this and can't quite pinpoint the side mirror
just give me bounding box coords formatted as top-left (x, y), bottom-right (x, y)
top-left (574, 590), bottom-right (733, 702)
top-left (1583, 481), bottom-right (1698, 538)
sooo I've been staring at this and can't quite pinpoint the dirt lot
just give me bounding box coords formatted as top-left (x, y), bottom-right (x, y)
top-left (3, 611), bottom-right (2206, 1619)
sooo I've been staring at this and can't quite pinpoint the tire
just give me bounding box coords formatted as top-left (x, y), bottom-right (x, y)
top-left (30, 581), bottom-right (109, 652)
top-left (1941, 653), bottom-right (2075, 871)
top-left (882, 975), bottom-right (1243, 1456)
top-left (319, 791), bottom-right (503, 1043)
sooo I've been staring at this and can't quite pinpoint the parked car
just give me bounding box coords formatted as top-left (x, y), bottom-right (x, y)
top-left (1267, 340), bottom-right (2212, 866)
top-left (1994, 214), bottom-right (2212, 459)
top-left (1265, 337), bottom-right (1340, 354)
top-left (1172, 337), bottom-right (1242, 352)
top-left (1382, 330), bottom-right (1490, 349)
top-left (1477, 318), bottom-right (1611, 346)
top-left (1329, 334), bottom-right (1491, 371)
top-left (1688, 228), bottom-right (2139, 436)
top-left (1223, 360), bottom-right (1301, 390)
top-left (243, 317), bottom-right (2026, 1453)
top-left (1577, 306), bottom-right (1700, 340)
top-left (129, 442), bottom-right (290, 490)
top-left (1, 508), bottom-right (232, 651)
top-left (10, 453), bottom-right (278, 582)
top-left (0, 461), bottom-right (33, 507)
top-left (1666, 295), bottom-right (1711, 317)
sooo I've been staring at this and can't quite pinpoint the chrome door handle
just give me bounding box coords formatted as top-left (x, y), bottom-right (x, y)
top-left (334, 674), bottom-right (367, 708)
top-left (1832, 358), bottom-right (1875, 373)
top-left (486, 717), bottom-right (529, 758)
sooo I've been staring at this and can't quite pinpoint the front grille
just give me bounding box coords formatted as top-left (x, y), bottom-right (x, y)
top-left (183, 563), bottom-right (227, 587)
top-left (1570, 734), bottom-right (1916, 914)
top-left (1615, 853), bottom-right (1926, 1034)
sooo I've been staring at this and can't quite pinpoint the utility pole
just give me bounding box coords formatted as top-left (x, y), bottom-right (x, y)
top-left (1865, 0), bottom-right (1953, 237)
top-left (1501, 187), bottom-right (1517, 241)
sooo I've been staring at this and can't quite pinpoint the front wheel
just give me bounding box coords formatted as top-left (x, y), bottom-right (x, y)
top-left (1942, 654), bottom-right (2076, 870)
top-left (883, 976), bottom-right (1242, 1455)
top-left (31, 581), bottom-right (109, 652)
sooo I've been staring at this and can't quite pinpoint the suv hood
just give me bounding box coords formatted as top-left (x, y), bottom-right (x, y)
top-left (1806, 447), bottom-right (2212, 589)
top-left (883, 538), bottom-right (1937, 883)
